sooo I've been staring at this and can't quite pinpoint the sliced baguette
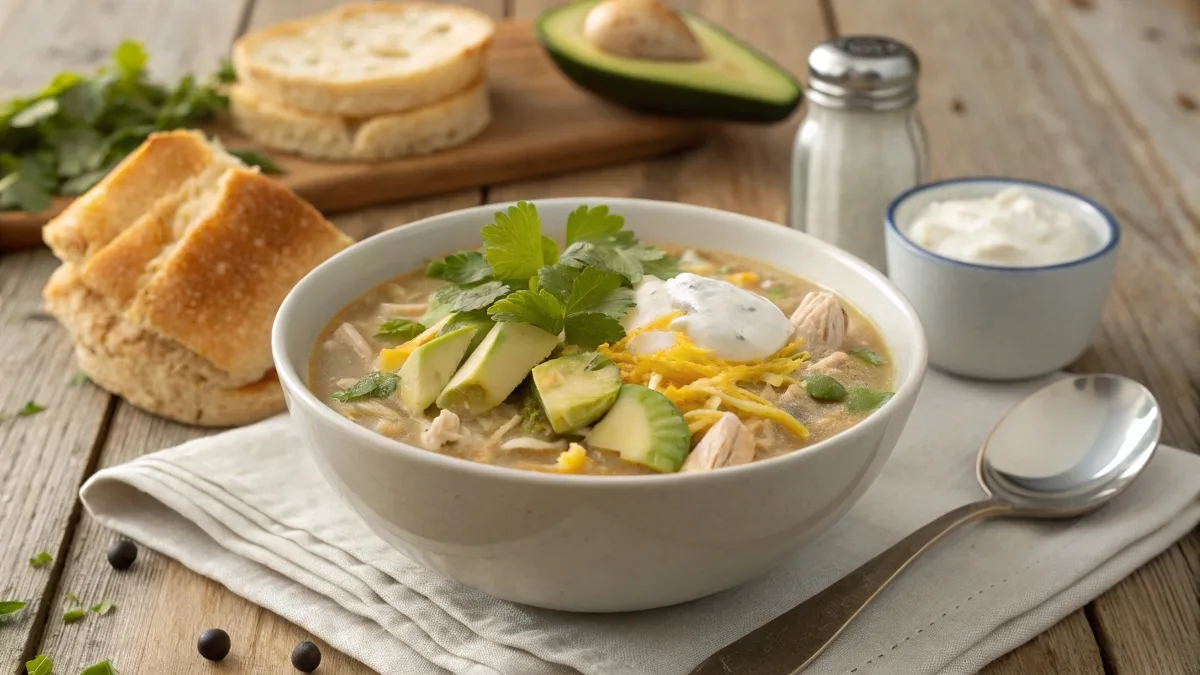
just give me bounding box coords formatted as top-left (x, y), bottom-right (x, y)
top-left (43, 130), bottom-right (242, 264)
top-left (44, 264), bottom-right (284, 427)
top-left (232, 2), bottom-right (494, 117)
top-left (228, 78), bottom-right (490, 161)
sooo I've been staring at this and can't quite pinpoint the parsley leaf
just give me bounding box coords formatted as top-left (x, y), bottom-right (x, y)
top-left (565, 204), bottom-right (624, 245)
top-left (90, 600), bottom-right (114, 615)
top-left (542, 235), bottom-right (559, 266)
top-left (29, 551), bottom-right (52, 568)
top-left (331, 372), bottom-right (399, 402)
top-left (0, 600), bottom-right (26, 615)
top-left (481, 201), bottom-right (546, 281)
top-left (81, 660), bottom-right (120, 675)
top-left (641, 254), bottom-right (682, 279)
top-left (446, 280), bottom-right (511, 313)
top-left (564, 266), bottom-right (625, 315)
top-left (587, 287), bottom-right (635, 320)
top-left (560, 240), bottom-right (665, 284)
top-left (25, 654), bottom-right (53, 675)
top-left (803, 374), bottom-right (847, 402)
top-left (18, 401), bottom-right (46, 417)
top-left (425, 251), bottom-right (493, 286)
top-left (375, 318), bottom-right (424, 341)
top-left (849, 347), bottom-right (888, 367)
top-left (488, 290), bottom-right (565, 335)
top-left (216, 58), bottom-right (237, 84)
top-left (564, 312), bottom-right (626, 349)
top-left (536, 264), bottom-right (580, 305)
top-left (228, 148), bottom-right (283, 174)
top-left (845, 387), bottom-right (894, 414)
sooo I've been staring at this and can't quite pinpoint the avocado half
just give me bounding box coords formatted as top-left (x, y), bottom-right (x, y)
top-left (536, 1), bottom-right (803, 123)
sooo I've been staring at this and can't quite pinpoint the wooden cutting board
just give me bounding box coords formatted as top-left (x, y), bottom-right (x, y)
top-left (0, 20), bottom-right (709, 250)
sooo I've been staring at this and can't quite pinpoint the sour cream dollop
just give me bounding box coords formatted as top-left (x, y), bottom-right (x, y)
top-left (906, 187), bottom-right (1097, 267)
top-left (620, 273), bottom-right (793, 362)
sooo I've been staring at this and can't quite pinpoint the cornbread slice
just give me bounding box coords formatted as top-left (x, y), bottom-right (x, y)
top-left (228, 78), bottom-right (491, 161)
top-left (232, 2), bottom-right (495, 117)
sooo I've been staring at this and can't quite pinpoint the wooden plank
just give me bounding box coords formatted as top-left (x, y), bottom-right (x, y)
top-left (829, 2), bottom-right (1200, 674)
top-left (986, 612), bottom-right (1107, 675)
top-left (0, 0), bottom-right (253, 667)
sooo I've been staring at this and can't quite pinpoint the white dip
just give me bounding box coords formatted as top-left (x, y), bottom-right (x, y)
top-left (621, 273), bottom-right (793, 362)
top-left (906, 187), bottom-right (1097, 267)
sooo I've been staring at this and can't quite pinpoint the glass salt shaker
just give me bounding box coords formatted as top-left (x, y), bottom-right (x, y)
top-left (789, 36), bottom-right (928, 273)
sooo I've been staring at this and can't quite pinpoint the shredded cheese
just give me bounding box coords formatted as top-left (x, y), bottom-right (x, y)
top-left (598, 314), bottom-right (811, 439)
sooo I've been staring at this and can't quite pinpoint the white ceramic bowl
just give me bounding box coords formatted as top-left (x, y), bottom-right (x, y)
top-left (885, 178), bottom-right (1119, 381)
top-left (273, 198), bottom-right (927, 612)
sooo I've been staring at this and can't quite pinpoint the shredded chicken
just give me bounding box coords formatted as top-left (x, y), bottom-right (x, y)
top-left (500, 436), bottom-right (568, 452)
top-left (421, 409), bottom-right (463, 450)
top-left (381, 302), bottom-right (428, 317)
top-left (807, 351), bottom-right (853, 377)
top-left (681, 412), bottom-right (755, 472)
top-left (333, 322), bottom-right (374, 360)
top-left (789, 291), bottom-right (847, 359)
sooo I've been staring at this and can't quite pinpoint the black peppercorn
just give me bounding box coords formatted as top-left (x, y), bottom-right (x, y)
top-left (106, 540), bottom-right (137, 570)
top-left (291, 640), bottom-right (321, 672)
top-left (197, 628), bottom-right (231, 661)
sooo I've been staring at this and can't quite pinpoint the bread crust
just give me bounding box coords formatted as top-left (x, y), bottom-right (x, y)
top-left (45, 264), bottom-right (284, 427)
top-left (229, 78), bottom-right (490, 161)
top-left (232, 2), bottom-right (494, 117)
top-left (42, 130), bottom-right (234, 264)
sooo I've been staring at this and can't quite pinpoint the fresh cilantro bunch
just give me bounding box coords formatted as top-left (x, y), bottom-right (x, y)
top-left (0, 40), bottom-right (238, 212)
top-left (423, 202), bottom-right (679, 348)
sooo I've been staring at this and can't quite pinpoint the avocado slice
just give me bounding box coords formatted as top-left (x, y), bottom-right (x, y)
top-left (436, 322), bottom-right (560, 417)
top-left (439, 311), bottom-right (494, 354)
top-left (537, 1), bottom-right (802, 123)
top-left (532, 352), bottom-right (622, 434)
top-left (587, 384), bottom-right (691, 472)
top-left (398, 326), bottom-right (478, 415)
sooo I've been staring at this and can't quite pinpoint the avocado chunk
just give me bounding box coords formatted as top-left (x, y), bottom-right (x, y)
top-left (398, 326), bottom-right (478, 415)
top-left (436, 322), bottom-right (560, 417)
top-left (439, 311), bottom-right (494, 354)
top-left (532, 352), bottom-right (622, 434)
top-left (537, 1), bottom-right (802, 123)
top-left (587, 384), bottom-right (690, 472)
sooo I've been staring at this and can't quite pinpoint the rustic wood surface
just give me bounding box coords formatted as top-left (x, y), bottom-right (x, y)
top-left (0, 18), bottom-right (707, 249)
top-left (0, 0), bottom-right (1196, 674)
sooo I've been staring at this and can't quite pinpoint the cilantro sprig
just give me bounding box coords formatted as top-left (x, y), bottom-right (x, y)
top-left (25, 655), bottom-right (52, 675)
top-left (0, 41), bottom-right (268, 212)
top-left (375, 318), bottom-right (424, 341)
top-left (422, 203), bottom-right (673, 348)
top-left (0, 600), bottom-right (26, 615)
top-left (29, 551), bottom-right (52, 568)
top-left (331, 372), bottom-right (399, 402)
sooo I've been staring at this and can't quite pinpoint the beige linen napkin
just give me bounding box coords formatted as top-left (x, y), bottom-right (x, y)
top-left (80, 371), bottom-right (1200, 675)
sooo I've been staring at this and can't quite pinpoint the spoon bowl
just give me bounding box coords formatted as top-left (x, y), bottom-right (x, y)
top-left (978, 374), bottom-right (1162, 516)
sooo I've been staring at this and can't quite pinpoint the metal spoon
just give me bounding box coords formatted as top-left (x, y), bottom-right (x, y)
top-left (689, 374), bottom-right (1161, 675)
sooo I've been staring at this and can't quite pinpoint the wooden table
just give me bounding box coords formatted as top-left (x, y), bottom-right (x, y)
top-left (1, 0), bottom-right (1196, 673)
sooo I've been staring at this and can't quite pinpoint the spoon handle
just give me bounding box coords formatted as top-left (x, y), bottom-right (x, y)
top-left (689, 498), bottom-right (1014, 675)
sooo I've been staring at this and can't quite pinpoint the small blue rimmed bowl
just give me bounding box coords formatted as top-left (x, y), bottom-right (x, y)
top-left (885, 177), bottom-right (1120, 380)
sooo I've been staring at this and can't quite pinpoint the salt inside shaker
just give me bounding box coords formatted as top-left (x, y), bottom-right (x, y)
top-left (789, 36), bottom-right (928, 272)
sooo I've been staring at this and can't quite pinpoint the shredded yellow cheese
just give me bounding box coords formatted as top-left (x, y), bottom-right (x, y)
top-left (554, 443), bottom-right (589, 473)
top-left (376, 317), bottom-right (449, 371)
top-left (723, 272), bottom-right (761, 288)
top-left (598, 315), bottom-right (811, 440)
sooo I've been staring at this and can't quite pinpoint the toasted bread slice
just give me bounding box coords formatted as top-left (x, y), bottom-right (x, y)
top-left (228, 78), bottom-right (490, 161)
top-left (44, 264), bottom-right (284, 427)
top-left (43, 130), bottom-right (242, 264)
top-left (232, 2), bottom-right (494, 117)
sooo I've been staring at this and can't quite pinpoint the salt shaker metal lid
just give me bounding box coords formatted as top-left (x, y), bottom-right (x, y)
top-left (806, 36), bottom-right (920, 110)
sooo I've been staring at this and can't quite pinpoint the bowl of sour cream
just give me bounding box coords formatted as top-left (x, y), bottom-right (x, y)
top-left (885, 177), bottom-right (1119, 380)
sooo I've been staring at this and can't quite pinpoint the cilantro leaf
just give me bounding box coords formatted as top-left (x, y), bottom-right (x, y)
top-left (641, 254), bottom-right (682, 279)
top-left (53, 126), bottom-right (107, 177)
top-left (425, 251), bottom-right (493, 286)
top-left (587, 287), bottom-right (636, 319)
top-left (71, 371), bottom-right (90, 385)
top-left (228, 148), bottom-right (283, 174)
top-left (81, 660), bottom-right (120, 675)
top-left (0, 600), bottom-right (26, 615)
top-left (565, 204), bottom-right (624, 245)
top-left (542, 236), bottom-right (559, 266)
top-left (564, 266), bottom-right (625, 314)
top-left (439, 310), bottom-right (493, 338)
top-left (113, 40), bottom-right (148, 76)
top-left (849, 347), bottom-right (888, 367)
top-left (59, 80), bottom-right (107, 123)
top-left (10, 98), bottom-right (59, 128)
top-left (481, 201), bottom-right (546, 281)
top-left (0, 156), bottom-right (55, 211)
top-left (331, 372), bottom-right (399, 402)
top-left (29, 551), bottom-right (52, 568)
top-left (375, 318), bottom-right (424, 341)
top-left (536, 264), bottom-right (580, 305)
top-left (216, 58), bottom-right (237, 84)
top-left (18, 401), bottom-right (46, 417)
top-left (25, 654), bottom-right (53, 675)
top-left (488, 290), bottom-right (565, 335)
top-left (559, 240), bottom-right (665, 283)
top-left (90, 600), bottom-right (115, 615)
top-left (63, 607), bottom-right (86, 623)
top-left (803, 373), bottom-right (847, 401)
top-left (447, 280), bottom-right (510, 312)
top-left (564, 312), bottom-right (626, 349)
top-left (845, 387), bottom-right (894, 414)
